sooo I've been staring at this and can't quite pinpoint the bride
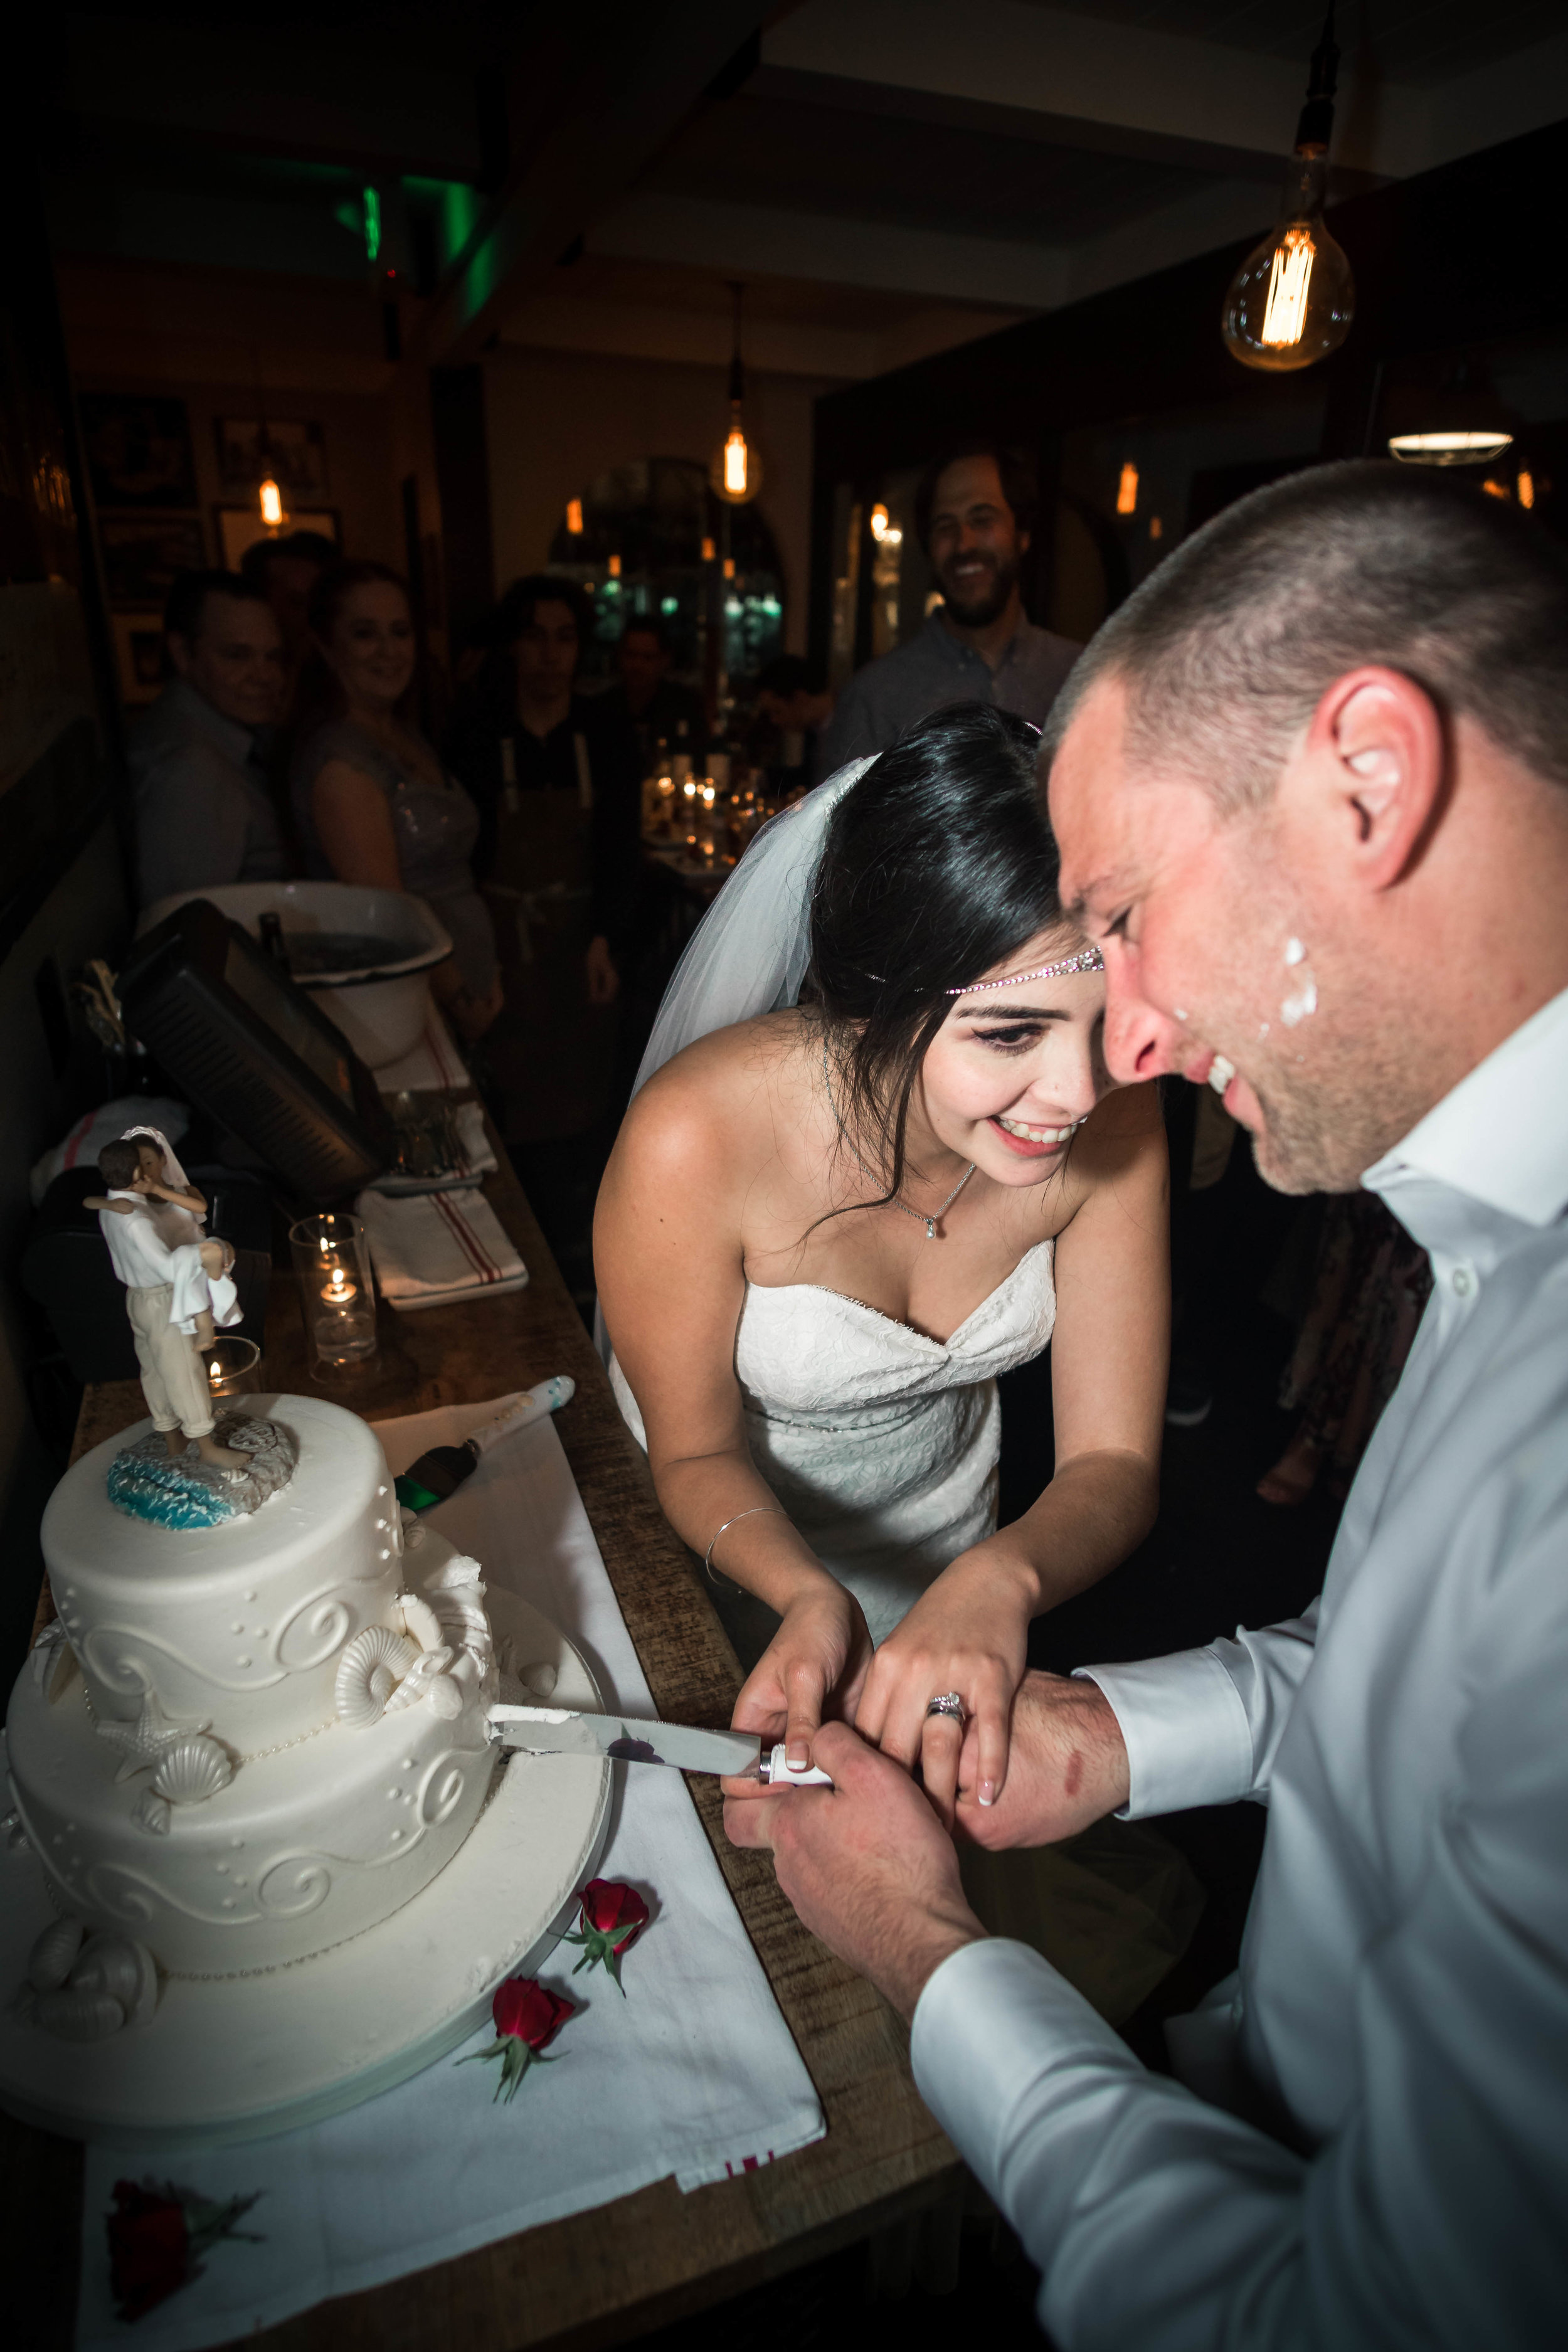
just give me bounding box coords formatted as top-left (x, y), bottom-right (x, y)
top-left (596, 702), bottom-right (1167, 1821)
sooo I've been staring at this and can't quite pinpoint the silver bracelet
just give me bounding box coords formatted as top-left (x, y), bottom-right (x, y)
top-left (704, 1505), bottom-right (787, 1582)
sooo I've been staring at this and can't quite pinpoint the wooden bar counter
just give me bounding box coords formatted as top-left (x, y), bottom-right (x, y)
top-left (4, 1130), bottom-right (959, 2351)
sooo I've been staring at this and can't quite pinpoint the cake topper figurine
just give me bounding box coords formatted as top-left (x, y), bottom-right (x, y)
top-left (86, 1130), bottom-right (299, 1525)
top-left (87, 1132), bottom-right (247, 1473)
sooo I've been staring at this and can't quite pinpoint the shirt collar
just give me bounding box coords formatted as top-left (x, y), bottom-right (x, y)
top-left (924, 613), bottom-right (1032, 670)
top-left (167, 677), bottom-right (257, 766)
top-left (1362, 984), bottom-right (1568, 1229)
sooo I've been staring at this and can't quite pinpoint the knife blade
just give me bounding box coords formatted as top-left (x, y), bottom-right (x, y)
top-left (488, 1703), bottom-right (832, 1784)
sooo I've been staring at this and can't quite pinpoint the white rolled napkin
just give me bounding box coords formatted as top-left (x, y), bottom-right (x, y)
top-left (356, 1185), bottom-right (527, 1311)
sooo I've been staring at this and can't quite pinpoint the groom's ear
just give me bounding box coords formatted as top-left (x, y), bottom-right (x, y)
top-left (1304, 665), bottom-right (1446, 894)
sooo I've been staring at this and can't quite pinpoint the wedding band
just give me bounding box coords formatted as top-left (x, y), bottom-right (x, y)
top-left (925, 1692), bottom-right (965, 1723)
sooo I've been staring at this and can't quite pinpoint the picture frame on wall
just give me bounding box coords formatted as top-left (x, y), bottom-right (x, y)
top-left (215, 506), bottom-right (340, 571)
top-left (215, 418), bottom-right (329, 502)
top-left (110, 611), bottom-right (169, 706)
top-left (79, 395), bottom-right (198, 511)
top-left (98, 514), bottom-right (208, 608)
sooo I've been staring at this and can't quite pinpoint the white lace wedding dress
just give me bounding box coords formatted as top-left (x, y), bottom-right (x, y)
top-left (608, 1237), bottom-right (1057, 1648)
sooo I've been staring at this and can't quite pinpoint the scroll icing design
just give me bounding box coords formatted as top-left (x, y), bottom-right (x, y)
top-left (271, 1589), bottom-right (357, 1673)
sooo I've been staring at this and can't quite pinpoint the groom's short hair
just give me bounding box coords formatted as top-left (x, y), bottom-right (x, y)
top-left (1043, 462), bottom-right (1568, 812)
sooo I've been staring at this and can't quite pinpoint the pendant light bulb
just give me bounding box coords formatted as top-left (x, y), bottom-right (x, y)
top-left (1222, 7), bottom-right (1353, 374)
top-left (724, 410), bottom-right (748, 499)
top-left (711, 282), bottom-right (762, 504)
top-left (258, 475), bottom-right (286, 529)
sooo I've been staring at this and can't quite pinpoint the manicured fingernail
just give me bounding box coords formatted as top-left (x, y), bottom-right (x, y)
top-left (788, 1744), bottom-right (808, 1769)
top-left (978, 1781), bottom-right (996, 1807)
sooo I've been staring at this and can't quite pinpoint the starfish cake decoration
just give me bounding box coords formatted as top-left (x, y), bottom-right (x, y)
top-left (95, 1690), bottom-right (211, 1783)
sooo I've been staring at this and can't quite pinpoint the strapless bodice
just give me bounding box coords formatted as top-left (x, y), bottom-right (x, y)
top-left (610, 1239), bottom-right (1056, 1644)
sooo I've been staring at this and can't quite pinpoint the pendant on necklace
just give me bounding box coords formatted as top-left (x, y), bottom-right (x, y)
top-left (924, 1219), bottom-right (937, 1240)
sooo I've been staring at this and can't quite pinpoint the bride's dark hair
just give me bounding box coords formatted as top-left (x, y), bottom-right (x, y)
top-left (808, 699), bottom-right (1071, 1210)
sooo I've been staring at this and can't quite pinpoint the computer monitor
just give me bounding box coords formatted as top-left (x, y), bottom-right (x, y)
top-left (119, 899), bottom-right (395, 1202)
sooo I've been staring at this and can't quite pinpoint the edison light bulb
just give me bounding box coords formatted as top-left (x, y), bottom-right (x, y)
top-left (723, 411), bottom-right (748, 498)
top-left (1223, 152), bottom-right (1352, 373)
top-left (258, 475), bottom-right (285, 527)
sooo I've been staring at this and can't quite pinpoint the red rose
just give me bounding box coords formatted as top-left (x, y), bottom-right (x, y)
top-left (108, 2183), bottom-right (189, 2321)
top-left (462, 1976), bottom-right (575, 2104)
top-left (492, 1976), bottom-right (574, 2051)
top-left (580, 1879), bottom-right (650, 1941)
top-left (106, 2178), bottom-right (262, 2321)
top-left (564, 1879), bottom-right (651, 1991)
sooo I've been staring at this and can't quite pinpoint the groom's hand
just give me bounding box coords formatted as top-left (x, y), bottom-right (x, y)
top-left (955, 1671), bottom-right (1131, 1850)
top-left (723, 1720), bottom-right (985, 2021)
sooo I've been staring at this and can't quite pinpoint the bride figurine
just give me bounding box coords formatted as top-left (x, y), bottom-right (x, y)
top-left (597, 702), bottom-right (1168, 1825)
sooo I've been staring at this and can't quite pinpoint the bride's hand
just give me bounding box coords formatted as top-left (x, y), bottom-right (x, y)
top-left (727, 1579), bottom-right (873, 1799)
top-left (852, 1550), bottom-right (1034, 1830)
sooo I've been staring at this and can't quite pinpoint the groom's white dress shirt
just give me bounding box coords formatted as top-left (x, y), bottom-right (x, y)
top-left (913, 986), bottom-right (1568, 2349)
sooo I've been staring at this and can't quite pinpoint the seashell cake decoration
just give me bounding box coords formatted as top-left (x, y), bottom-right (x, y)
top-left (130, 1731), bottom-right (236, 1836)
top-left (334, 1626), bottom-right (419, 1730)
top-left (20, 1921), bottom-right (159, 2043)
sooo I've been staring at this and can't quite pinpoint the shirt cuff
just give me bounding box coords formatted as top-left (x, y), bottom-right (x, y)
top-left (912, 1939), bottom-right (1132, 2213)
top-left (1075, 1647), bottom-right (1256, 1818)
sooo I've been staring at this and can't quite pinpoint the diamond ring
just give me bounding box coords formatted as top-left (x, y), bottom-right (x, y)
top-left (924, 1691), bottom-right (965, 1723)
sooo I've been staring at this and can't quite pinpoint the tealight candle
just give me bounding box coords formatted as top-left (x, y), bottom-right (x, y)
top-left (290, 1212), bottom-right (378, 1372)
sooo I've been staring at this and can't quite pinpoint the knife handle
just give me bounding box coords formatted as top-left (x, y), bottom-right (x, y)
top-left (761, 1743), bottom-right (834, 1788)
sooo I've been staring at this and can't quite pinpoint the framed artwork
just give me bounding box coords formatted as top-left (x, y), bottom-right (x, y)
top-left (110, 611), bottom-right (168, 706)
top-left (215, 418), bottom-right (329, 502)
top-left (79, 395), bottom-right (198, 510)
top-left (99, 514), bottom-right (208, 608)
top-left (215, 504), bottom-right (339, 570)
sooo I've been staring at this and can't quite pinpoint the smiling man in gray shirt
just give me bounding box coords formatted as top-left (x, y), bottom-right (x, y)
top-left (815, 446), bottom-right (1079, 780)
top-left (129, 569), bottom-right (290, 911)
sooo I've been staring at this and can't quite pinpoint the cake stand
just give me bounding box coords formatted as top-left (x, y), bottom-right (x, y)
top-left (0, 1592), bottom-right (611, 2149)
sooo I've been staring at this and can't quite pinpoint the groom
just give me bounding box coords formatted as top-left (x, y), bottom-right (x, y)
top-left (726, 464), bottom-right (1568, 2346)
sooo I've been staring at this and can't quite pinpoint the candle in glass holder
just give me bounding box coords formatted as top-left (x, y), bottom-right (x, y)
top-left (290, 1213), bottom-right (378, 1370)
top-left (204, 1335), bottom-right (261, 1401)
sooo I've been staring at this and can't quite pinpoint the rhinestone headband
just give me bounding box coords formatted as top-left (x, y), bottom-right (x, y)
top-left (945, 946), bottom-right (1104, 996)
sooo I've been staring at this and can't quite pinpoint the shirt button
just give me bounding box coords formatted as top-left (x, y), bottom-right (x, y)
top-left (1451, 1266), bottom-right (1475, 1297)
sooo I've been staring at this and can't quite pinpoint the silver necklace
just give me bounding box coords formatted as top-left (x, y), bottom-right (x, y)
top-left (820, 1039), bottom-right (976, 1240)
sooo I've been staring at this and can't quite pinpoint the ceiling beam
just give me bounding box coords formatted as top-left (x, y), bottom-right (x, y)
top-left (761, 0), bottom-right (1568, 186)
top-left (414, 4), bottom-right (773, 367)
top-left (589, 190), bottom-right (1072, 310)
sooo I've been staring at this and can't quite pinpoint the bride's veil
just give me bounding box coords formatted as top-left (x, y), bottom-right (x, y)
top-left (628, 755), bottom-right (876, 1098)
top-left (595, 756), bottom-right (874, 1363)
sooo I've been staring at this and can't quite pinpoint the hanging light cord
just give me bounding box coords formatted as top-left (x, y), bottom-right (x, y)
top-left (1295, 5), bottom-right (1339, 155)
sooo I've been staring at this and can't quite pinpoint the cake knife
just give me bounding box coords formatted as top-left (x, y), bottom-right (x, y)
top-left (489, 1702), bottom-right (834, 1786)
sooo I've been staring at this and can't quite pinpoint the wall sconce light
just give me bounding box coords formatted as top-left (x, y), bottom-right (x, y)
top-left (1116, 464), bottom-right (1138, 516)
top-left (566, 498), bottom-right (584, 534)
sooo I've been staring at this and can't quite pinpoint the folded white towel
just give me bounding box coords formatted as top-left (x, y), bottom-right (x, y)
top-left (357, 1185), bottom-right (527, 1311)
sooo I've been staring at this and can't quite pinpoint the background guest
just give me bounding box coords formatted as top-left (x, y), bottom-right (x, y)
top-left (815, 445), bottom-right (1079, 778)
top-left (752, 654), bottom-right (833, 800)
top-left (240, 529), bottom-right (340, 679)
top-left (128, 569), bottom-right (289, 911)
top-left (291, 559), bottom-right (500, 1044)
top-left (612, 615), bottom-right (707, 772)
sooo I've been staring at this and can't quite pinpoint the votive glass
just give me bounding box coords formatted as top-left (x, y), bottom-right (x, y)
top-left (203, 1334), bottom-right (261, 1402)
top-left (289, 1211), bottom-right (378, 1369)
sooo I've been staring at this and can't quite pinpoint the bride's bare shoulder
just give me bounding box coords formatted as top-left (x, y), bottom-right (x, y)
top-left (608, 1014), bottom-right (810, 1189)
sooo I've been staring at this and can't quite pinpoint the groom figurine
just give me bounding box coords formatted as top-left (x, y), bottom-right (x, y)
top-left (727, 465), bottom-right (1568, 2346)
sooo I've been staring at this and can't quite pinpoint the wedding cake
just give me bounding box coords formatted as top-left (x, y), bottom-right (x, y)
top-left (5, 1396), bottom-right (500, 2031)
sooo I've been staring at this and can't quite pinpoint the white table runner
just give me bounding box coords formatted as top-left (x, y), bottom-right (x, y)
top-left (75, 1399), bottom-right (824, 2351)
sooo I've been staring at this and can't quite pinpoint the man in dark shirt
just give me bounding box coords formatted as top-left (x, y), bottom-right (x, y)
top-left (753, 654), bottom-right (834, 800)
top-left (448, 575), bottom-right (642, 1005)
top-left (128, 569), bottom-right (289, 910)
top-left (613, 617), bottom-right (708, 773)
top-left (815, 446), bottom-right (1079, 778)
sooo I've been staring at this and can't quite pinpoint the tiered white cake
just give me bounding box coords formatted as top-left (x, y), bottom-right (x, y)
top-left (6, 1396), bottom-right (499, 2006)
